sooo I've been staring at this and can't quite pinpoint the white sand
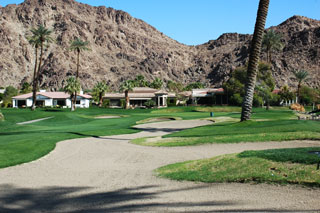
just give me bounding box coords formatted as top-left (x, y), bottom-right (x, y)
top-left (1, 119), bottom-right (320, 212)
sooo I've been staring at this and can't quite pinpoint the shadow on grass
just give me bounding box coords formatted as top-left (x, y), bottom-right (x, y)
top-left (0, 184), bottom-right (236, 212)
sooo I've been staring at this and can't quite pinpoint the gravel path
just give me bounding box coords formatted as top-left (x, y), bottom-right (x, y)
top-left (1, 119), bottom-right (320, 212)
top-left (16, 117), bottom-right (53, 125)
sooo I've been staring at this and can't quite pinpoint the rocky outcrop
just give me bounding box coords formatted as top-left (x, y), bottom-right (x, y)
top-left (0, 0), bottom-right (319, 90)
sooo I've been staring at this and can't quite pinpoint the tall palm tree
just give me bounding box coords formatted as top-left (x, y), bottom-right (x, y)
top-left (262, 29), bottom-right (283, 63)
top-left (69, 38), bottom-right (90, 110)
top-left (64, 77), bottom-right (81, 111)
top-left (292, 70), bottom-right (309, 103)
top-left (241, 0), bottom-right (270, 121)
top-left (93, 81), bottom-right (109, 107)
top-left (27, 25), bottom-right (53, 111)
top-left (120, 80), bottom-right (134, 109)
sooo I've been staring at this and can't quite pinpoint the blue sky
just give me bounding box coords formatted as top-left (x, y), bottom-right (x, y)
top-left (1, 0), bottom-right (320, 45)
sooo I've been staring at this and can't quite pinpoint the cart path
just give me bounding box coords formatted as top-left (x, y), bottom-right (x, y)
top-left (1, 119), bottom-right (320, 212)
top-left (16, 116), bottom-right (53, 125)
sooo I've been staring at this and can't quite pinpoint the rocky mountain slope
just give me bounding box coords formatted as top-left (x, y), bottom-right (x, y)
top-left (0, 0), bottom-right (319, 90)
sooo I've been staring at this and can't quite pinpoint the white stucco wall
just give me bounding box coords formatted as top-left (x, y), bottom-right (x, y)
top-left (26, 99), bottom-right (33, 107)
top-left (45, 99), bottom-right (53, 107)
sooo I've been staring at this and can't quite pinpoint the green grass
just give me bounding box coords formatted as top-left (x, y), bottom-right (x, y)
top-left (156, 147), bottom-right (320, 187)
top-left (138, 108), bottom-right (320, 146)
top-left (0, 107), bottom-right (210, 168)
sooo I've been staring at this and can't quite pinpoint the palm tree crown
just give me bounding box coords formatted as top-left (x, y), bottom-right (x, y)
top-left (93, 81), bottom-right (109, 107)
top-left (120, 80), bottom-right (134, 109)
top-left (64, 77), bottom-right (81, 111)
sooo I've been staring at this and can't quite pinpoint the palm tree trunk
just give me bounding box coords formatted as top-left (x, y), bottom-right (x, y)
top-left (241, 0), bottom-right (270, 121)
top-left (31, 46), bottom-right (38, 111)
top-left (32, 42), bottom-right (44, 110)
top-left (125, 90), bottom-right (129, 109)
top-left (99, 93), bottom-right (103, 107)
top-left (297, 82), bottom-right (301, 104)
top-left (73, 50), bottom-right (80, 111)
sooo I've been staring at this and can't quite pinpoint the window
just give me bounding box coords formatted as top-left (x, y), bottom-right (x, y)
top-left (76, 100), bottom-right (81, 105)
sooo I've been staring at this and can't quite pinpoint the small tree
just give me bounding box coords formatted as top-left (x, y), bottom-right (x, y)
top-left (262, 29), bottom-right (284, 63)
top-left (292, 70), bottom-right (309, 104)
top-left (64, 77), bottom-right (81, 111)
top-left (93, 81), bottom-right (109, 107)
top-left (2, 86), bottom-right (18, 108)
top-left (20, 82), bottom-right (32, 94)
top-left (120, 80), bottom-right (134, 109)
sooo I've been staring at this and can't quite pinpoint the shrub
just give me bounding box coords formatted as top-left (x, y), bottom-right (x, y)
top-left (102, 99), bottom-right (110, 108)
top-left (144, 100), bottom-right (156, 108)
top-left (0, 112), bottom-right (4, 121)
top-left (120, 99), bottom-right (126, 109)
top-left (167, 98), bottom-right (177, 107)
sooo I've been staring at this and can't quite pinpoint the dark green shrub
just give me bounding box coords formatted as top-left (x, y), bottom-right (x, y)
top-left (144, 100), bottom-right (156, 108)
top-left (102, 99), bottom-right (110, 108)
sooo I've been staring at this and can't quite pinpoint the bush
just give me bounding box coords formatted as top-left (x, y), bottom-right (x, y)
top-left (167, 98), bottom-right (177, 107)
top-left (144, 100), bottom-right (156, 108)
top-left (120, 99), bottom-right (126, 109)
top-left (0, 112), bottom-right (4, 121)
top-left (102, 99), bottom-right (110, 108)
top-left (230, 93), bottom-right (243, 106)
top-left (253, 94), bottom-right (263, 107)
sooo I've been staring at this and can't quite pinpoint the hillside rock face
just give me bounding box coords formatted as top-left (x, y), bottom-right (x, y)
top-left (0, 0), bottom-right (319, 90)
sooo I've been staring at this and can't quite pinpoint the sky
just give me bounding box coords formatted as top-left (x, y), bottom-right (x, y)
top-left (1, 0), bottom-right (320, 45)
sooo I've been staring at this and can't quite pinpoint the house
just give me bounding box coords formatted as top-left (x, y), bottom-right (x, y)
top-left (190, 88), bottom-right (225, 105)
top-left (12, 90), bottom-right (91, 108)
top-left (103, 87), bottom-right (175, 108)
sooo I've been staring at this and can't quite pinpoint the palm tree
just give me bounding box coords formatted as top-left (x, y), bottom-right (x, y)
top-left (241, 0), bottom-right (270, 121)
top-left (64, 77), bottom-right (81, 111)
top-left (150, 77), bottom-right (163, 89)
top-left (27, 25), bottom-right (53, 111)
top-left (93, 81), bottom-right (109, 107)
top-left (69, 38), bottom-right (90, 110)
top-left (262, 29), bottom-right (283, 63)
top-left (133, 75), bottom-right (149, 87)
top-left (120, 80), bottom-right (134, 109)
top-left (292, 70), bottom-right (309, 103)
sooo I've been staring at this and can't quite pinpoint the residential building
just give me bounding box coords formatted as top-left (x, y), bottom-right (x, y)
top-left (12, 91), bottom-right (91, 108)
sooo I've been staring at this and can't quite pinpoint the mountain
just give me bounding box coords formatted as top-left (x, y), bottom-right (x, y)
top-left (0, 0), bottom-right (319, 90)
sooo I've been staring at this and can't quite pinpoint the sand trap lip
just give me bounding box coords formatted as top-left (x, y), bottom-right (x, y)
top-left (16, 117), bottom-right (53, 125)
top-left (95, 115), bottom-right (121, 119)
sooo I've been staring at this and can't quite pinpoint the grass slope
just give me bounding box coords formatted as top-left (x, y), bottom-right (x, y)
top-left (156, 147), bottom-right (320, 187)
top-left (136, 108), bottom-right (320, 146)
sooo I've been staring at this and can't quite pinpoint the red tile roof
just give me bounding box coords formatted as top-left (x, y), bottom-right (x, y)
top-left (12, 92), bottom-right (91, 99)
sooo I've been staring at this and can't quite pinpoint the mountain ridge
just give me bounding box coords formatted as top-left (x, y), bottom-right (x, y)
top-left (0, 0), bottom-right (319, 90)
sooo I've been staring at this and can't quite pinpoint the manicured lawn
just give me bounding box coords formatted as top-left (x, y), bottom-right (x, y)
top-left (134, 108), bottom-right (320, 146)
top-left (156, 147), bottom-right (320, 187)
top-left (0, 107), bottom-right (211, 168)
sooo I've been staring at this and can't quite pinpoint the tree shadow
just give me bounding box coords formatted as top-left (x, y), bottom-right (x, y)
top-left (0, 184), bottom-right (238, 212)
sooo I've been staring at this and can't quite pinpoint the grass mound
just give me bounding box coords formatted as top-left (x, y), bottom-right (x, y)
top-left (151, 107), bottom-right (189, 114)
top-left (156, 147), bottom-right (320, 187)
top-left (194, 106), bottom-right (241, 113)
top-left (136, 117), bottom-right (182, 124)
